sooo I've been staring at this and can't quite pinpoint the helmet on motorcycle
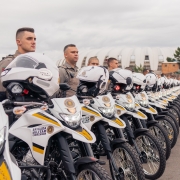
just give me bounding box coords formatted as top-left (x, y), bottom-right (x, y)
top-left (1, 53), bottom-right (59, 99)
top-left (145, 73), bottom-right (157, 91)
top-left (159, 76), bottom-right (165, 85)
top-left (109, 68), bottom-right (133, 93)
top-left (132, 73), bottom-right (146, 93)
top-left (174, 79), bottom-right (179, 86)
top-left (76, 66), bottom-right (109, 97)
top-left (169, 78), bottom-right (174, 87)
top-left (164, 77), bottom-right (170, 89)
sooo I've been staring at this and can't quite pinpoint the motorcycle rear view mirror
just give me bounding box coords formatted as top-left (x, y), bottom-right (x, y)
top-left (59, 83), bottom-right (71, 91)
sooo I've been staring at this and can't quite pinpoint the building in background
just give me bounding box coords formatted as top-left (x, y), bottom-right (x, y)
top-left (57, 47), bottom-right (177, 72)
top-left (162, 62), bottom-right (179, 74)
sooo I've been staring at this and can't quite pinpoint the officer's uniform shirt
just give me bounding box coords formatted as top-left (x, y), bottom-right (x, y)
top-left (0, 50), bottom-right (20, 101)
top-left (59, 62), bottom-right (79, 97)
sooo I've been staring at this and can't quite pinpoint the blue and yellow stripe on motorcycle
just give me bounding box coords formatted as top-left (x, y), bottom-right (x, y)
top-left (115, 104), bottom-right (126, 111)
top-left (163, 99), bottom-right (168, 103)
top-left (135, 103), bottom-right (140, 108)
top-left (32, 143), bottom-right (44, 154)
top-left (136, 111), bottom-right (146, 118)
top-left (113, 118), bottom-right (124, 126)
top-left (0, 159), bottom-right (12, 180)
top-left (33, 112), bottom-right (60, 126)
top-left (149, 107), bottom-right (157, 113)
top-left (76, 129), bottom-right (93, 140)
top-left (82, 107), bottom-right (101, 117)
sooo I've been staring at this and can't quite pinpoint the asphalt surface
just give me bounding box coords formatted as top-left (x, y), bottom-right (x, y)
top-left (102, 132), bottom-right (180, 180)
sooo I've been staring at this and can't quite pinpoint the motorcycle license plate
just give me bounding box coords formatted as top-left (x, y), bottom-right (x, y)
top-left (0, 161), bottom-right (12, 180)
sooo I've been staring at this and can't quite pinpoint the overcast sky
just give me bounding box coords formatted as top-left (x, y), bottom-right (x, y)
top-left (0, 0), bottom-right (179, 62)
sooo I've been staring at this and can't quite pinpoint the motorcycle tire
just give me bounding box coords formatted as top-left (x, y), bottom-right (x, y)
top-left (109, 142), bottom-right (145, 180)
top-left (158, 116), bottom-right (178, 148)
top-left (77, 162), bottom-right (112, 180)
top-left (169, 102), bottom-right (180, 117)
top-left (169, 106), bottom-right (179, 134)
top-left (148, 123), bottom-right (171, 160)
top-left (135, 131), bottom-right (166, 179)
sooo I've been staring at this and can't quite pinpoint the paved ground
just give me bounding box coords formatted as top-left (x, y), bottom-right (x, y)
top-left (159, 133), bottom-right (180, 180)
top-left (102, 134), bottom-right (180, 180)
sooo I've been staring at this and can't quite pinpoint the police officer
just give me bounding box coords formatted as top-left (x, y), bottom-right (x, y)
top-left (107, 57), bottom-right (119, 71)
top-left (87, 57), bottom-right (99, 66)
top-left (59, 44), bottom-right (79, 97)
top-left (0, 27), bottom-right (36, 101)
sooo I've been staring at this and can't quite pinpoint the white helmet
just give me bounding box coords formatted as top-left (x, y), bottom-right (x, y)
top-left (164, 78), bottom-right (170, 89)
top-left (145, 73), bottom-right (157, 87)
top-left (76, 66), bottom-right (109, 97)
top-left (159, 76), bottom-right (166, 85)
top-left (132, 73), bottom-right (146, 92)
top-left (109, 68), bottom-right (133, 92)
top-left (1, 53), bottom-right (59, 99)
top-left (174, 79), bottom-right (179, 86)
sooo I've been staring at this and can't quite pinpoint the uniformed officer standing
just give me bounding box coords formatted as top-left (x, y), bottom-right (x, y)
top-left (107, 57), bottom-right (119, 71)
top-left (0, 27), bottom-right (36, 101)
top-left (59, 44), bottom-right (79, 97)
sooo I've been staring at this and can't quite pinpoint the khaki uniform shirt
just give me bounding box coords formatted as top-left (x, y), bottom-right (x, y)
top-left (0, 50), bottom-right (20, 92)
top-left (59, 62), bottom-right (79, 97)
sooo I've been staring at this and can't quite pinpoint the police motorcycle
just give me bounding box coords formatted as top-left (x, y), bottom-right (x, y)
top-left (1, 53), bottom-right (111, 180)
top-left (73, 66), bottom-right (145, 180)
top-left (158, 77), bottom-right (180, 130)
top-left (164, 79), bottom-right (180, 126)
top-left (0, 102), bottom-right (21, 180)
top-left (132, 73), bottom-right (171, 160)
top-left (145, 74), bottom-right (178, 148)
top-left (108, 68), bottom-right (166, 180)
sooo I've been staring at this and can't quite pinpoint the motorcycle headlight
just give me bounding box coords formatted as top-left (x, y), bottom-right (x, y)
top-left (99, 106), bottom-right (115, 118)
top-left (139, 93), bottom-right (149, 107)
top-left (59, 112), bottom-right (81, 129)
top-left (139, 100), bottom-right (149, 107)
top-left (0, 126), bottom-right (6, 154)
top-left (123, 102), bottom-right (135, 111)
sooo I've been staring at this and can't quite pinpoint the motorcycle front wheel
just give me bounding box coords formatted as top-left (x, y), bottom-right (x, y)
top-left (168, 105), bottom-right (180, 130)
top-left (159, 116), bottom-right (178, 148)
top-left (135, 131), bottom-right (166, 179)
top-left (77, 162), bottom-right (112, 180)
top-left (109, 142), bottom-right (145, 180)
top-left (148, 123), bottom-right (171, 160)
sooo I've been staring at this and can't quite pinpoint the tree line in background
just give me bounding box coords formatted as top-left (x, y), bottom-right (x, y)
top-left (167, 47), bottom-right (180, 62)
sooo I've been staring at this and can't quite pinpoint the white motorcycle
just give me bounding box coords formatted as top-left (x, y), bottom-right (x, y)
top-left (1, 53), bottom-right (111, 180)
top-left (0, 102), bottom-right (21, 180)
top-left (134, 91), bottom-right (171, 160)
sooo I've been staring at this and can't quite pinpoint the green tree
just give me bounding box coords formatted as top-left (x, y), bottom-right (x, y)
top-left (167, 57), bottom-right (175, 62)
top-left (174, 47), bottom-right (180, 62)
top-left (133, 64), bottom-right (144, 73)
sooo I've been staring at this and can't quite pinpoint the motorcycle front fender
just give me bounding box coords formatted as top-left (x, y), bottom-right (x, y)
top-left (154, 115), bottom-right (166, 120)
top-left (126, 110), bottom-right (147, 120)
top-left (64, 123), bottom-right (96, 143)
top-left (75, 157), bottom-right (98, 170)
top-left (146, 120), bottom-right (158, 127)
top-left (149, 101), bottom-right (166, 109)
top-left (110, 138), bottom-right (128, 149)
top-left (140, 106), bottom-right (157, 114)
top-left (134, 128), bottom-right (149, 137)
top-left (103, 116), bottom-right (126, 129)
